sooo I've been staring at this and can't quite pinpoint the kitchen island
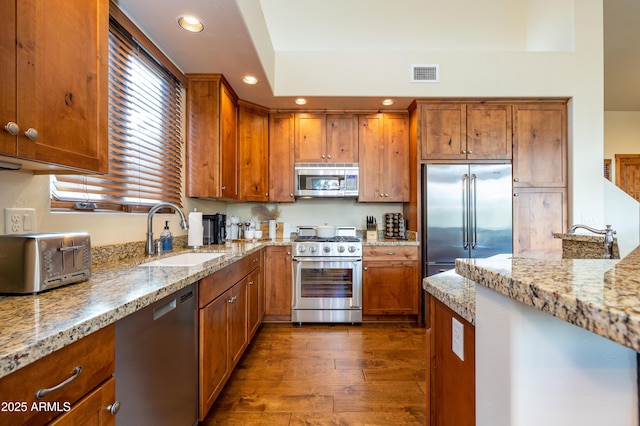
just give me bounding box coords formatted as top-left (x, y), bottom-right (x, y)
top-left (424, 246), bottom-right (640, 426)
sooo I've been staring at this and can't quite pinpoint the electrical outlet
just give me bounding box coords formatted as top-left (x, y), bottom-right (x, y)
top-left (4, 208), bottom-right (36, 234)
top-left (452, 317), bottom-right (464, 361)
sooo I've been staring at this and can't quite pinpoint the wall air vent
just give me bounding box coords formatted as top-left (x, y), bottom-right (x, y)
top-left (411, 64), bottom-right (439, 82)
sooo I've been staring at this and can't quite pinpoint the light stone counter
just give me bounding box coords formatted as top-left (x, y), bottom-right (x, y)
top-left (422, 270), bottom-right (475, 325)
top-left (0, 239), bottom-right (292, 379)
top-left (455, 247), bottom-right (640, 352)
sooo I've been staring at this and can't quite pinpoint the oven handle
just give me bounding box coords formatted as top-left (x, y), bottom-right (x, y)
top-left (292, 257), bottom-right (362, 262)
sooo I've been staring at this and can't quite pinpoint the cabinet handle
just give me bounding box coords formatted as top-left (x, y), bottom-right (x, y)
top-left (286, 251), bottom-right (291, 255)
top-left (248, 280), bottom-right (254, 285)
top-left (514, 193), bottom-right (519, 197)
top-left (221, 186), bottom-right (226, 190)
top-left (462, 150), bottom-right (467, 154)
top-left (265, 193), bottom-right (269, 196)
top-left (364, 266), bottom-right (368, 271)
top-left (513, 178), bottom-right (519, 182)
top-left (4, 122), bottom-right (19, 135)
top-left (24, 128), bottom-right (38, 141)
top-left (468, 150), bottom-right (473, 154)
top-left (384, 194), bottom-right (389, 197)
top-left (290, 193), bottom-right (294, 197)
top-left (327, 154), bottom-right (331, 159)
top-left (379, 193), bottom-right (384, 197)
top-left (253, 258), bottom-right (258, 263)
top-left (107, 401), bottom-right (121, 415)
top-left (321, 154), bottom-right (326, 159)
top-left (36, 366), bottom-right (82, 399)
top-left (385, 252), bottom-right (396, 256)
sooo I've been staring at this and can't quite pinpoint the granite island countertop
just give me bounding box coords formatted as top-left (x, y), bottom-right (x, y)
top-left (454, 246), bottom-right (640, 352)
top-left (423, 270), bottom-right (475, 325)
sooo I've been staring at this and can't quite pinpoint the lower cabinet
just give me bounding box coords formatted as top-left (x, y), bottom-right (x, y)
top-left (430, 297), bottom-right (475, 426)
top-left (198, 250), bottom-right (263, 420)
top-left (362, 246), bottom-right (419, 317)
top-left (263, 246), bottom-right (292, 322)
top-left (0, 325), bottom-right (116, 425)
top-left (513, 187), bottom-right (567, 256)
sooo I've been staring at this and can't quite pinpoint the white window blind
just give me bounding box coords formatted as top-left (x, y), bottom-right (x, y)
top-left (51, 17), bottom-right (184, 212)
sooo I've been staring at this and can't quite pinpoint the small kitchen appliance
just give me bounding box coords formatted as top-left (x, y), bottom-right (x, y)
top-left (0, 232), bottom-right (91, 294)
top-left (294, 163), bottom-right (359, 198)
top-left (203, 213), bottom-right (226, 245)
top-left (292, 226), bottom-right (362, 324)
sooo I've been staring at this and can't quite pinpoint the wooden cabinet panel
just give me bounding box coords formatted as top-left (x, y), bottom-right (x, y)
top-left (466, 104), bottom-right (512, 160)
top-left (430, 298), bottom-right (475, 426)
top-left (229, 279), bottom-right (248, 366)
top-left (0, 325), bottom-right (114, 425)
top-left (358, 114), bottom-right (384, 201)
top-left (220, 84), bottom-right (239, 199)
top-left (294, 114), bottom-right (326, 162)
top-left (513, 103), bottom-right (567, 188)
top-left (326, 114), bottom-right (358, 162)
top-left (247, 267), bottom-right (263, 339)
top-left (269, 113), bottom-right (295, 202)
top-left (1, 0), bottom-right (108, 173)
top-left (420, 104), bottom-right (466, 160)
top-left (513, 187), bottom-right (567, 256)
top-left (49, 377), bottom-right (116, 426)
top-left (264, 246), bottom-right (292, 320)
top-left (239, 103), bottom-right (269, 201)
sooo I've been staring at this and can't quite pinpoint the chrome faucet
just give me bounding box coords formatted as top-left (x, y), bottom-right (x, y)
top-left (568, 224), bottom-right (616, 259)
top-left (146, 202), bottom-right (189, 256)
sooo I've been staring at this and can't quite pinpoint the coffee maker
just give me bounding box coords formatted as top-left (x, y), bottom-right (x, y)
top-left (203, 213), bottom-right (226, 245)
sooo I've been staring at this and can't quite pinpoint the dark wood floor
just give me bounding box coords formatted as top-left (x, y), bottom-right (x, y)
top-left (201, 323), bottom-right (427, 425)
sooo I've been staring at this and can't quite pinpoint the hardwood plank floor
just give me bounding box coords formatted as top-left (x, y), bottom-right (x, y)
top-left (202, 323), bottom-right (427, 425)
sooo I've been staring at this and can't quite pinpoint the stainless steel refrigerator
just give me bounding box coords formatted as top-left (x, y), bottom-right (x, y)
top-left (422, 164), bottom-right (513, 277)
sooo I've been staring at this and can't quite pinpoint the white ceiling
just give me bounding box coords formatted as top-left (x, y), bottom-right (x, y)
top-left (114, 0), bottom-right (637, 111)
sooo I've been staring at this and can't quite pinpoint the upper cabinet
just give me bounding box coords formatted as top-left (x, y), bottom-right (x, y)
top-left (358, 113), bottom-right (410, 202)
top-left (0, 0), bottom-right (109, 173)
top-left (294, 113), bottom-right (358, 163)
top-left (186, 74), bottom-right (239, 199)
top-left (238, 102), bottom-right (269, 202)
top-left (419, 102), bottom-right (512, 161)
top-left (269, 113), bottom-right (296, 203)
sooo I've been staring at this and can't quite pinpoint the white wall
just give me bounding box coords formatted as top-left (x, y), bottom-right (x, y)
top-left (604, 111), bottom-right (640, 184)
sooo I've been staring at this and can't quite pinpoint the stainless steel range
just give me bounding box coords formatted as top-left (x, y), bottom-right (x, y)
top-left (292, 226), bottom-right (363, 324)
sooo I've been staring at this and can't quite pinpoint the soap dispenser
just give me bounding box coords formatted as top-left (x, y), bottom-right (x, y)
top-left (160, 220), bottom-right (173, 252)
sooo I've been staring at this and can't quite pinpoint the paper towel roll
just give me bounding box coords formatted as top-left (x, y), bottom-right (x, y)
top-left (188, 210), bottom-right (203, 247)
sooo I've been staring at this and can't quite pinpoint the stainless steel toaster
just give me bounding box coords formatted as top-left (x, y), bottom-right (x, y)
top-left (0, 232), bottom-right (92, 294)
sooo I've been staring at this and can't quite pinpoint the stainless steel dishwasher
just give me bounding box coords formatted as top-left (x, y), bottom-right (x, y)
top-left (115, 284), bottom-right (198, 425)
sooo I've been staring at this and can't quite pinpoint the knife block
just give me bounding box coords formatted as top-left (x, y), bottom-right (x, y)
top-left (366, 230), bottom-right (378, 241)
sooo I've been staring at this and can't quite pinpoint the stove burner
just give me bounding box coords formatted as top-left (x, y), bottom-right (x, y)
top-left (294, 236), bottom-right (360, 243)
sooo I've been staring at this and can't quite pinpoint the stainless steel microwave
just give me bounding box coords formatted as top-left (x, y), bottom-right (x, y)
top-left (294, 163), bottom-right (359, 198)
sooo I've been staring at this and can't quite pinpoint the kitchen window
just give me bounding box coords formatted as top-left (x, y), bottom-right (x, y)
top-left (51, 8), bottom-right (186, 212)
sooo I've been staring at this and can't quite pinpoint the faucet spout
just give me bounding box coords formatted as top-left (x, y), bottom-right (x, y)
top-left (568, 224), bottom-right (616, 259)
top-left (146, 202), bottom-right (189, 256)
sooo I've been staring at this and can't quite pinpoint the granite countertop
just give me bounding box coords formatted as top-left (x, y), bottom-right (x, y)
top-left (423, 270), bottom-right (475, 324)
top-left (0, 239), bottom-right (294, 379)
top-left (454, 247), bottom-right (640, 352)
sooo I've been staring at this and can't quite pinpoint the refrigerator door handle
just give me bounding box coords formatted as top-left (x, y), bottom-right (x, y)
top-left (470, 173), bottom-right (478, 250)
top-left (462, 173), bottom-right (469, 249)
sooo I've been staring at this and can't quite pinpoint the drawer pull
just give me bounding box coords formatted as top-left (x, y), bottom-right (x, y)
top-left (107, 401), bottom-right (121, 415)
top-left (384, 252), bottom-right (396, 256)
top-left (36, 365), bottom-right (82, 399)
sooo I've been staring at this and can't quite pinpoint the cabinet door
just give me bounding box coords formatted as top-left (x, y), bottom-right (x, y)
top-left (269, 114), bottom-right (295, 202)
top-left (247, 267), bottom-right (262, 338)
top-left (358, 114), bottom-right (384, 201)
top-left (382, 114), bottom-right (410, 202)
top-left (513, 187), bottom-right (567, 256)
top-left (420, 104), bottom-right (466, 160)
top-left (466, 104), bottom-right (512, 160)
top-left (49, 377), bottom-right (116, 426)
top-left (326, 114), bottom-right (358, 162)
top-left (363, 261), bottom-right (418, 315)
top-left (199, 291), bottom-right (230, 417)
top-left (5, 0), bottom-right (109, 172)
top-left (239, 104), bottom-right (269, 201)
top-left (513, 103), bottom-right (567, 188)
top-left (229, 279), bottom-right (248, 366)
top-left (220, 84), bottom-right (239, 199)
top-left (294, 113), bottom-right (326, 162)
top-left (264, 246), bottom-right (292, 320)
top-left (0, 0), bottom-right (17, 157)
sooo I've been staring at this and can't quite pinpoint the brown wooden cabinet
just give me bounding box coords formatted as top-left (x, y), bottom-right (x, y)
top-left (358, 113), bottom-right (410, 202)
top-left (326, 114), bottom-right (359, 162)
top-left (239, 102), bottom-right (269, 201)
top-left (430, 297), bottom-right (475, 426)
top-left (513, 187), bottom-right (567, 255)
top-left (0, 0), bottom-right (108, 173)
top-left (49, 377), bottom-right (116, 426)
top-left (198, 250), bottom-right (262, 420)
top-left (0, 325), bottom-right (116, 425)
top-left (186, 74), bottom-right (239, 199)
top-left (419, 102), bottom-right (512, 161)
top-left (362, 246), bottom-right (419, 316)
top-left (264, 246), bottom-right (292, 322)
top-left (269, 113), bottom-right (296, 202)
top-left (294, 113), bottom-right (358, 163)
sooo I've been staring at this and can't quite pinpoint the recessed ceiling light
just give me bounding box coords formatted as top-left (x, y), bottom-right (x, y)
top-left (178, 16), bottom-right (204, 33)
top-left (242, 75), bottom-right (259, 85)
top-left (295, 98), bottom-right (307, 105)
top-left (382, 99), bottom-right (395, 106)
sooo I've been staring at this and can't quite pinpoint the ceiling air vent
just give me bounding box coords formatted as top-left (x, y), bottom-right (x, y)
top-left (411, 64), bottom-right (439, 82)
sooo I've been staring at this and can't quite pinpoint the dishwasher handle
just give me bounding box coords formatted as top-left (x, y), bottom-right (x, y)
top-left (153, 298), bottom-right (177, 320)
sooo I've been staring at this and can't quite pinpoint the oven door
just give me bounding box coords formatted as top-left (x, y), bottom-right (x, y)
top-left (292, 257), bottom-right (362, 310)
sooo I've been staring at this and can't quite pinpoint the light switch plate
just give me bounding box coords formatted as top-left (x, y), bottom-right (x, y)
top-left (4, 208), bottom-right (36, 234)
top-left (452, 317), bottom-right (464, 361)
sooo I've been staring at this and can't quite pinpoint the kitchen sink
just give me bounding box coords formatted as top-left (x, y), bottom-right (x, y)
top-left (140, 252), bottom-right (225, 267)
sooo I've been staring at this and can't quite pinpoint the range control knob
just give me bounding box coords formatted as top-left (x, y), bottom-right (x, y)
top-left (298, 245), bottom-right (306, 253)
top-left (309, 245), bottom-right (318, 253)
top-left (323, 246), bottom-right (331, 253)
top-left (348, 245), bottom-right (357, 253)
top-left (338, 245), bottom-right (346, 253)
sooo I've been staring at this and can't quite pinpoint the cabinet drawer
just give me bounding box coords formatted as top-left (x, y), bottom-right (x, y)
top-left (0, 325), bottom-right (115, 425)
top-left (363, 246), bottom-right (418, 261)
top-left (199, 250), bottom-right (262, 308)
